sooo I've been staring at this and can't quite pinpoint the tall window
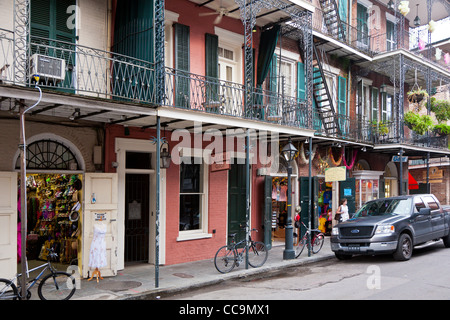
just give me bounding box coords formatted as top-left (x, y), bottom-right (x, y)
top-left (357, 4), bottom-right (369, 47)
top-left (386, 20), bottom-right (395, 51)
top-left (381, 92), bottom-right (393, 122)
top-left (179, 157), bottom-right (208, 235)
top-left (372, 88), bottom-right (379, 122)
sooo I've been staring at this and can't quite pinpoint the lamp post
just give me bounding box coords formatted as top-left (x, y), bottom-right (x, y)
top-left (281, 137), bottom-right (297, 260)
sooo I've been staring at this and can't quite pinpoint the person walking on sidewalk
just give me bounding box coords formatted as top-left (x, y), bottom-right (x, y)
top-left (336, 198), bottom-right (349, 222)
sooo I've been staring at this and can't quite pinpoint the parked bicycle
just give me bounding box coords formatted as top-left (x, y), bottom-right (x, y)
top-left (295, 221), bottom-right (325, 258)
top-left (214, 227), bottom-right (268, 273)
top-left (0, 248), bottom-right (76, 300)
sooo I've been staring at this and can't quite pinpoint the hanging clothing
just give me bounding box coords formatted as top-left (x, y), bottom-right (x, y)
top-left (89, 224), bottom-right (107, 269)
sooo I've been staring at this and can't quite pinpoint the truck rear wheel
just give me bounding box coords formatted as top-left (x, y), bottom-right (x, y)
top-left (393, 233), bottom-right (412, 261)
top-left (442, 232), bottom-right (450, 248)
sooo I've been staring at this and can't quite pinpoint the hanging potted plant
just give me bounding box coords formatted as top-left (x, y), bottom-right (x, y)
top-left (407, 86), bottom-right (429, 104)
top-left (433, 123), bottom-right (450, 136)
top-left (404, 111), bottom-right (433, 135)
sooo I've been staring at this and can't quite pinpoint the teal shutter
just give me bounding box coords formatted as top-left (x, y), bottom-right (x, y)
top-left (371, 87), bottom-right (378, 122)
top-left (269, 54), bottom-right (278, 93)
top-left (338, 76), bottom-right (346, 115)
top-left (174, 23), bottom-right (190, 108)
top-left (357, 4), bottom-right (368, 45)
top-left (338, 76), bottom-right (347, 136)
top-left (205, 33), bottom-right (219, 105)
top-left (339, 0), bottom-right (347, 24)
top-left (205, 33), bottom-right (218, 79)
top-left (113, 0), bottom-right (155, 102)
top-left (297, 62), bottom-right (306, 101)
top-left (297, 62), bottom-right (306, 127)
top-left (30, 0), bottom-right (76, 91)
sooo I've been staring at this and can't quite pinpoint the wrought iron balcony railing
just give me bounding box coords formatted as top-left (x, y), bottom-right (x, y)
top-left (163, 67), bottom-right (311, 128)
top-left (312, 7), bottom-right (372, 56)
top-left (0, 29), bottom-right (448, 152)
top-left (370, 29), bottom-right (449, 71)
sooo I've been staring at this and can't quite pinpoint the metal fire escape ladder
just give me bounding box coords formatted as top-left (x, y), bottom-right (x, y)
top-left (312, 43), bottom-right (341, 136)
top-left (318, 0), bottom-right (346, 42)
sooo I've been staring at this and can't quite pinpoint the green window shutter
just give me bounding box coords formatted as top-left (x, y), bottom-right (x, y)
top-left (338, 76), bottom-right (346, 115)
top-left (205, 33), bottom-right (218, 79)
top-left (174, 23), bottom-right (190, 72)
top-left (339, 0), bottom-right (347, 24)
top-left (269, 54), bottom-right (278, 93)
top-left (297, 62), bottom-right (306, 101)
top-left (30, 0), bottom-right (51, 39)
top-left (174, 23), bottom-right (190, 108)
top-left (371, 87), bottom-right (378, 121)
top-left (205, 33), bottom-right (219, 104)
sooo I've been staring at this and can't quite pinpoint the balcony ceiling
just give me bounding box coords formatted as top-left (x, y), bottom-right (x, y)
top-left (377, 0), bottom-right (450, 28)
top-left (189, 0), bottom-right (312, 29)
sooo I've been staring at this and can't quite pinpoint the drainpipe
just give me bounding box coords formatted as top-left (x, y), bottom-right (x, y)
top-left (19, 80), bottom-right (42, 299)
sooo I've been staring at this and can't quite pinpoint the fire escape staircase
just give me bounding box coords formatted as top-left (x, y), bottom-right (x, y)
top-left (312, 43), bottom-right (341, 136)
top-left (318, 0), bottom-right (346, 42)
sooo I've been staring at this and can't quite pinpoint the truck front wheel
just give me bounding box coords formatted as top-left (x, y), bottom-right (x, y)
top-left (393, 233), bottom-right (412, 261)
top-left (442, 232), bottom-right (450, 248)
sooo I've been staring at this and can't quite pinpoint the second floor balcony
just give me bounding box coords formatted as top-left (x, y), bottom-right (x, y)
top-left (1, 28), bottom-right (448, 153)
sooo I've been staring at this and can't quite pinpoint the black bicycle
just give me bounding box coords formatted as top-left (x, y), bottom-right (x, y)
top-left (0, 248), bottom-right (76, 300)
top-left (214, 227), bottom-right (268, 273)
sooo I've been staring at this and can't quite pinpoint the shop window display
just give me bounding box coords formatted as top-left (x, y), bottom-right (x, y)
top-left (23, 174), bottom-right (82, 266)
top-left (271, 177), bottom-right (288, 241)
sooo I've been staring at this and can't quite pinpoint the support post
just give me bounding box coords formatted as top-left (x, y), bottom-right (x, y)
top-left (155, 116), bottom-right (161, 288)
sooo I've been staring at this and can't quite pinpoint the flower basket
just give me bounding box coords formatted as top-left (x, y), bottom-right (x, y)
top-left (407, 93), bottom-right (425, 104)
top-left (407, 87), bottom-right (429, 104)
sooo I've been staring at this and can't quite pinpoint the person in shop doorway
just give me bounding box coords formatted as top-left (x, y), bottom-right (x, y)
top-left (336, 198), bottom-right (349, 222)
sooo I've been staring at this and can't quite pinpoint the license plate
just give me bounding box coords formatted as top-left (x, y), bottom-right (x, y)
top-left (348, 245), bottom-right (360, 252)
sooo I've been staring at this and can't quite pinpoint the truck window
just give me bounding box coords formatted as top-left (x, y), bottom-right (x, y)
top-left (423, 196), bottom-right (439, 210)
top-left (414, 197), bottom-right (426, 213)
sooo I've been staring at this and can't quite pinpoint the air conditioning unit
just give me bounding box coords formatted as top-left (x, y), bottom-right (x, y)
top-left (29, 54), bottom-right (66, 83)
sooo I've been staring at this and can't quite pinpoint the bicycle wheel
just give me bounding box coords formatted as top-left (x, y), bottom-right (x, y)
top-left (38, 272), bottom-right (76, 300)
top-left (295, 237), bottom-right (307, 258)
top-left (312, 233), bottom-right (325, 254)
top-left (247, 242), bottom-right (268, 268)
top-left (214, 245), bottom-right (236, 273)
top-left (0, 279), bottom-right (18, 300)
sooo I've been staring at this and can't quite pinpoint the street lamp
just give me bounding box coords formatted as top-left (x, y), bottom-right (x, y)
top-left (281, 137), bottom-right (297, 260)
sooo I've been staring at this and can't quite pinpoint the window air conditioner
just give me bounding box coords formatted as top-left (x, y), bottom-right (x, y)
top-left (30, 54), bottom-right (66, 83)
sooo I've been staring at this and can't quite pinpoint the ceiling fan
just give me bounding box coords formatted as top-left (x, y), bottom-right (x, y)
top-left (198, 0), bottom-right (231, 25)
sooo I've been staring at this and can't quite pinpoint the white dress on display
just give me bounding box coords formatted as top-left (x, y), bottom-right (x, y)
top-left (89, 224), bottom-right (107, 269)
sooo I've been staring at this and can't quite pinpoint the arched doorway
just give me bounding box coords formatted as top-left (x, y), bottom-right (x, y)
top-left (384, 161), bottom-right (398, 197)
top-left (13, 135), bottom-right (85, 272)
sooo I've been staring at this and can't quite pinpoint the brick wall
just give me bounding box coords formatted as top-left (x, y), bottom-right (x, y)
top-left (0, 118), bottom-right (99, 172)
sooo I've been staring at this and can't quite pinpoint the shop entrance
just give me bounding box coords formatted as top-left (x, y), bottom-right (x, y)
top-left (228, 163), bottom-right (247, 244)
top-left (125, 174), bottom-right (150, 264)
top-left (20, 173), bottom-right (83, 275)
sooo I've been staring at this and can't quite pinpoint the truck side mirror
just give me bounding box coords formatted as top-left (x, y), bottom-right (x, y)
top-left (419, 208), bottom-right (431, 216)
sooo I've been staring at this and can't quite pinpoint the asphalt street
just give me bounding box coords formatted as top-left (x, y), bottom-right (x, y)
top-left (165, 240), bottom-right (450, 300)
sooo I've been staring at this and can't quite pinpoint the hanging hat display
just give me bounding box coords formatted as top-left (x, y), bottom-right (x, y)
top-left (398, 1), bottom-right (410, 16)
top-left (435, 48), bottom-right (442, 61)
top-left (428, 20), bottom-right (436, 33)
top-left (418, 38), bottom-right (425, 50)
top-left (445, 53), bottom-right (450, 65)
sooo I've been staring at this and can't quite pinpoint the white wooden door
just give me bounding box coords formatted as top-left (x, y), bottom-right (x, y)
top-left (82, 173), bottom-right (118, 278)
top-left (0, 172), bottom-right (17, 279)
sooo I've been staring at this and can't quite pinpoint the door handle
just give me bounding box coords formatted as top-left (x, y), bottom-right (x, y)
top-left (110, 219), bottom-right (117, 222)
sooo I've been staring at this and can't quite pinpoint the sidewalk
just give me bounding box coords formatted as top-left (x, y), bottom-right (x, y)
top-left (69, 237), bottom-right (335, 300)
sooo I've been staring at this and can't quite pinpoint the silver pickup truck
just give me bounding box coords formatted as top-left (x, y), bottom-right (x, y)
top-left (331, 194), bottom-right (450, 261)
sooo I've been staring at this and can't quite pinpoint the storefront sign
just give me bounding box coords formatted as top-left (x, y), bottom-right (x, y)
top-left (325, 166), bottom-right (346, 182)
top-left (94, 212), bottom-right (107, 221)
top-left (392, 155), bottom-right (408, 162)
top-left (210, 152), bottom-right (231, 172)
